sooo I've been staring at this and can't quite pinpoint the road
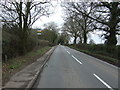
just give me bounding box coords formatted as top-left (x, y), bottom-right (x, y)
top-left (33, 45), bottom-right (118, 89)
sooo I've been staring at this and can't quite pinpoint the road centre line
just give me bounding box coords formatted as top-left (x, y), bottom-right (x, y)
top-left (93, 73), bottom-right (113, 90)
top-left (67, 51), bottom-right (70, 54)
top-left (72, 55), bottom-right (82, 64)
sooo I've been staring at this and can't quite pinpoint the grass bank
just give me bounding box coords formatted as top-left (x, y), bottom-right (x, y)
top-left (69, 45), bottom-right (118, 67)
top-left (2, 46), bottom-right (51, 86)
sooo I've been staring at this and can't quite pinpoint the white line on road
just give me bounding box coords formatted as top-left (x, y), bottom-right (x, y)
top-left (67, 51), bottom-right (70, 54)
top-left (93, 73), bottom-right (113, 90)
top-left (72, 55), bottom-right (82, 64)
top-left (67, 46), bottom-right (119, 69)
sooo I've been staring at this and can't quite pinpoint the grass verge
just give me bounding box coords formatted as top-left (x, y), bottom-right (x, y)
top-left (2, 46), bottom-right (51, 86)
top-left (69, 46), bottom-right (118, 67)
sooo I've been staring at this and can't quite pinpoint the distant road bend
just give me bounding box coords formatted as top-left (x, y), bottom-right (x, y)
top-left (33, 45), bottom-right (118, 89)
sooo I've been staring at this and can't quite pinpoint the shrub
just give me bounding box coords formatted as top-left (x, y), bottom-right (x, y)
top-left (2, 28), bottom-right (41, 62)
top-left (70, 44), bottom-right (119, 60)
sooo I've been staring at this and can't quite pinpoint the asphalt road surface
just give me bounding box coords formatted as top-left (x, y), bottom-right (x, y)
top-left (33, 45), bottom-right (118, 89)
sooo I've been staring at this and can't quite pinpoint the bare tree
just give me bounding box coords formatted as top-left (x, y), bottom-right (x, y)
top-left (63, 15), bottom-right (81, 44)
top-left (69, 2), bottom-right (120, 45)
top-left (41, 22), bottom-right (59, 44)
top-left (0, 0), bottom-right (51, 28)
top-left (43, 22), bottom-right (59, 32)
top-left (0, 0), bottom-right (52, 54)
top-left (62, 2), bottom-right (94, 44)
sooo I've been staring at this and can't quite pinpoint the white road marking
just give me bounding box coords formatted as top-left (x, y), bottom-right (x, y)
top-left (93, 73), bottom-right (113, 90)
top-left (67, 51), bottom-right (70, 54)
top-left (72, 55), bottom-right (82, 64)
top-left (68, 46), bottom-right (118, 69)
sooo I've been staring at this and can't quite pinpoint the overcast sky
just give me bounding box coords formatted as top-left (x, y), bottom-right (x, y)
top-left (32, 1), bottom-right (120, 45)
top-left (32, 1), bottom-right (64, 29)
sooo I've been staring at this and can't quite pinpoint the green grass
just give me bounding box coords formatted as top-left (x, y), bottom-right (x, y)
top-left (2, 46), bottom-right (51, 85)
top-left (26, 46), bottom-right (51, 57)
top-left (5, 46), bottom-right (51, 70)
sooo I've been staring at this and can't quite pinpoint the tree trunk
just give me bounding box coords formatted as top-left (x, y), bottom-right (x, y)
top-left (79, 36), bottom-right (82, 43)
top-left (18, 2), bottom-right (22, 29)
top-left (106, 30), bottom-right (117, 45)
top-left (83, 30), bottom-right (87, 44)
top-left (20, 2), bottom-right (31, 54)
top-left (74, 36), bottom-right (77, 44)
top-left (106, 3), bottom-right (118, 45)
top-left (83, 17), bottom-right (87, 44)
